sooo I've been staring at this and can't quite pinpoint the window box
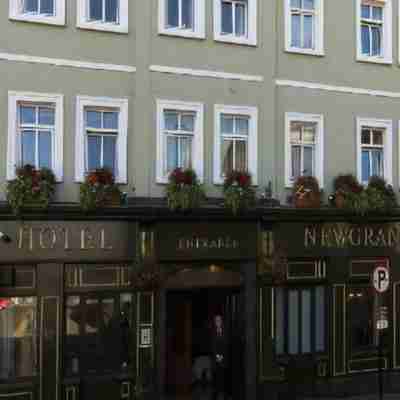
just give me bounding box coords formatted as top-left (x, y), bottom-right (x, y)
top-left (77, 0), bottom-right (129, 33)
top-left (9, 0), bottom-right (66, 25)
top-left (214, 0), bottom-right (257, 45)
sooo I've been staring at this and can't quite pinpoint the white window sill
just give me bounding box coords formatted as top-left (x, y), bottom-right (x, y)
top-left (285, 47), bottom-right (325, 56)
top-left (356, 55), bottom-right (392, 65)
top-left (77, 21), bottom-right (128, 33)
top-left (9, 13), bottom-right (65, 26)
top-left (158, 28), bottom-right (205, 39)
top-left (214, 34), bottom-right (257, 47)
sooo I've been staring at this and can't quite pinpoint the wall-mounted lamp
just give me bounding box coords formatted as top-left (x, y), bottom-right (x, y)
top-left (0, 232), bottom-right (12, 243)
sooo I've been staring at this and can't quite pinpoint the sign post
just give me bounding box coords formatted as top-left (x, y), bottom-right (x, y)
top-left (372, 263), bottom-right (390, 400)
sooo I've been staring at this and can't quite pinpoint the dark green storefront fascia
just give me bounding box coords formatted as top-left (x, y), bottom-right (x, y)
top-left (1, 203), bottom-right (400, 399)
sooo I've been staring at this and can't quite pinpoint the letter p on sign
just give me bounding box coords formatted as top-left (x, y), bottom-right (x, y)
top-left (373, 265), bottom-right (390, 293)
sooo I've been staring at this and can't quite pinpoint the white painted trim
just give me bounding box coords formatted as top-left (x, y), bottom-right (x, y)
top-left (356, 0), bottom-right (392, 64)
top-left (356, 117), bottom-right (392, 185)
top-left (0, 51), bottom-right (136, 73)
top-left (76, 0), bottom-right (129, 33)
top-left (7, 90), bottom-right (64, 182)
top-left (158, 0), bottom-right (206, 39)
top-left (276, 79), bottom-right (400, 98)
top-left (213, 0), bottom-right (257, 46)
top-left (285, 112), bottom-right (324, 188)
top-left (156, 99), bottom-right (204, 184)
top-left (150, 64), bottom-right (263, 82)
top-left (213, 104), bottom-right (258, 185)
top-left (9, 0), bottom-right (66, 26)
top-left (75, 95), bottom-right (129, 184)
top-left (284, 0), bottom-right (324, 56)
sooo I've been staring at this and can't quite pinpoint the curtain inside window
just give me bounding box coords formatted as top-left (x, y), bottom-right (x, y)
top-left (291, 14), bottom-right (301, 47)
top-left (88, 136), bottom-right (102, 171)
top-left (361, 25), bottom-right (370, 54)
top-left (291, 145), bottom-right (301, 180)
top-left (167, 136), bottom-right (179, 172)
top-left (222, 139), bottom-right (234, 176)
top-left (371, 149), bottom-right (383, 177)
top-left (180, 136), bottom-right (192, 168)
top-left (103, 136), bottom-right (117, 174)
top-left (221, 2), bottom-right (233, 34)
top-left (303, 146), bottom-right (314, 176)
top-left (22, 131), bottom-right (36, 166)
top-left (303, 14), bottom-right (314, 48)
top-left (182, 0), bottom-right (194, 29)
top-left (235, 3), bottom-right (246, 36)
top-left (236, 140), bottom-right (247, 171)
top-left (105, 0), bottom-right (119, 23)
top-left (371, 26), bottom-right (382, 56)
top-left (89, 0), bottom-right (102, 20)
top-left (167, 0), bottom-right (179, 27)
top-left (38, 130), bottom-right (52, 169)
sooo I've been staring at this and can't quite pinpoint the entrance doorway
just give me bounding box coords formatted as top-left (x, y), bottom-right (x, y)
top-left (166, 288), bottom-right (244, 400)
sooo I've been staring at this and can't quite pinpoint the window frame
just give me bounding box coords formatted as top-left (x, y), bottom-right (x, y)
top-left (356, 117), bottom-right (392, 185)
top-left (7, 91), bottom-right (64, 182)
top-left (158, 0), bottom-right (205, 39)
top-left (214, 104), bottom-right (258, 185)
top-left (156, 99), bottom-right (204, 184)
top-left (284, 0), bottom-right (324, 56)
top-left (9, 0), bottom-right (66, 25)
top-left (214, 0), bottom-right (257, 45)
top-left (285, 112), bottom-right (324, 188)
top-left (77, 0), bottom-right (129, 33)
top-left (356, 0), bottom-right (392, 64)
top-left (75, 96), bottom-right (128, 184)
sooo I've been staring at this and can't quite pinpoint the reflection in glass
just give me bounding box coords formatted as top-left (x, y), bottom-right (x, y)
top-left (0, 297), bottom-right (37, 379)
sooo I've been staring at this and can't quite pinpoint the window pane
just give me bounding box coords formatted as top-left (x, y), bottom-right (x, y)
top-left (89, 0), bottom-right (103, 20)
top-left (85, 299), bottom-right (99, 334)
top-left (275, 288), bottom-right (284, 354)
top-left (22, 131), bottom-right (36, 166)
top-left (103, 112), bottom-right (119, 130)
top-left (290, 123), bottom-right (301, 142)
top-left (164, 112), bottom-right (179, 131)
top-left (20, 106), bottom-right (36, 125)
top-left (235, 140), bottom-right (247, 171)
top-left (167, 0), bottom-right (179, 27)
top-left (303, 125), bottom-right (316, 143)
top-left (38, 107), bottom-right (55, 126)
top-left (40, 0), bottom-right (54, 14)
top-left (288, 290), bottom-right (299, 355)
top-left (0, 297), bottom-right (37, 379)
top-left (166, 136), bottom-right (179, 172)
top-left (303, 146), bottom-right (314, 176)
top-left (221, 139), bottom-right (234, 176)
top-left (301, 290), bottom-right (311, 353)
top-left (24, 0), bottom-right (38, 12)
top-left (105, 0), bottom-right (118, 22)
top-left (182, 0), bottom-right (194, 29)
top-left (361, 129), bottom-right (371, 144)
top-left (361, 5), bottom-right (370, 19)
top-left (371, 149), bottom-right (383, 177)
top-left (303, 14), bottom-right (314, 49)
top-left (65, 297), bottom-right (80, 376)
top-left (291, 14), bottom-right (301, 47)
top-left (235, 3), bottom-right (246, 36)
top-left (181, 114), bottom-right (195, 132)
top-left (303, 0), bottom-right (314, 11)
top-left (361, 25), bottom-right (370, 55)
top-left (236, 117), bottom-right (249, 135)
top-left (315, 287), bottom-right (325, 352)
top-left (372, 6), bottom-right (383, 21)
top-left (291, 145), bottom-right (301, 180)
top-left (180, 137), bottom-right (192, 169)
top-left (86, 110), bottom-right (102, 128)
top-left (103, 136), bottom-right (116, 173)
top-left (87, 136), bottom-right (101, 171)
top-left (371, 26), bottom-right (382, 56)
top-left (102, 299), bottom-right (115, 328)
top-left (221, 115), bottom-right (234, 134)
top-left (221, 2), bottom-right (233, 34)
top-left (362, 150), bottom-right (370, 182)
top-left (373, 130), bottom-right (383, 145)
top-left (291, 0), bottom-right (301, 8)
top-left (38, 131), bottom-right (52, 169)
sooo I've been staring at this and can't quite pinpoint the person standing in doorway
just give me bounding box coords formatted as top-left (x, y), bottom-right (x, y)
top-left (211, 314), bottom-right (229, 400)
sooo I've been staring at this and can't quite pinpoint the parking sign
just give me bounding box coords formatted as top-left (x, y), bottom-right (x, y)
top-left (373, 265), bottom-right (390, 293)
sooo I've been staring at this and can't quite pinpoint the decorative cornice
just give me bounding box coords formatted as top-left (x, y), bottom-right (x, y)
top-left (0, 51), bottom-right (136, 73)
top-left (276, 79), bottom-right (400, 99)
top-left (150, 64), bottom-right (264, 82)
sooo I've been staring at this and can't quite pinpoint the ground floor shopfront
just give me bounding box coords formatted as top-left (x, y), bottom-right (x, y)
top-left (1, 209), bottom-right (400, 400)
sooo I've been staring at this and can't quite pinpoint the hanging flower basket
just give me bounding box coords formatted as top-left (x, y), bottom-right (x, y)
top-left (6, 164), bottom-right (56, 215)
top-left (79, 168), bottom-right (121, 212)
top-left (223, 170), bottom-right (256, 215)
top-left (292, 176), bottom-right (321, 208)
top-left (165, 168), bottom-right (205, 212)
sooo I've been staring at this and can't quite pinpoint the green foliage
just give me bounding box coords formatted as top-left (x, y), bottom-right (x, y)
top-left (79, 168), bottom-right (121, 212)
top-left (223, 170), bottom-right (255, 215)
top-left (165, 168), bottom-right (205, 212)
top-left (6, 164), bottom-right (56, 215)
